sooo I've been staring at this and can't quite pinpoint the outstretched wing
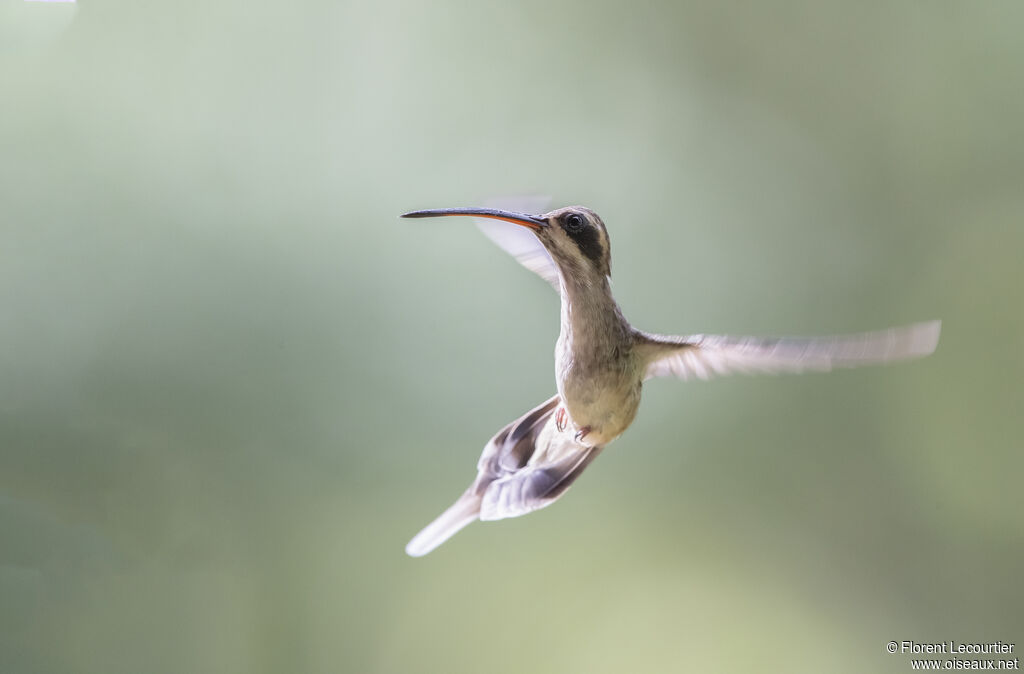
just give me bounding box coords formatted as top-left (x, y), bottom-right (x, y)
top-left (636, 320), bottom-right (940, 381)
top-left (474, 196), bottom-right (560, 289)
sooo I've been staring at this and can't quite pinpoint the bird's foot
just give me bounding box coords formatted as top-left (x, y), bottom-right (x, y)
top-left (556, 407), bottom-right (592, 444)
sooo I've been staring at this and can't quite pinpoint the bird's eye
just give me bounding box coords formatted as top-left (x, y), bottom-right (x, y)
top-left (564, 213), bottom-right (585, 233)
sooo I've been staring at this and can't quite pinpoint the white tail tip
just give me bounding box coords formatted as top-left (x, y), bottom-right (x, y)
top-left (405, 493), bottom-right (481, 557)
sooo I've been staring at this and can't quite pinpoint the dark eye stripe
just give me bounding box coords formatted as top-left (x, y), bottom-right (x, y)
top-left (570, 226), bottom-right (603, 265)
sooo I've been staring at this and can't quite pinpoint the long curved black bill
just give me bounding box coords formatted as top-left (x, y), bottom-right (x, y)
top-left (401, 207), bottom-right (547, 230)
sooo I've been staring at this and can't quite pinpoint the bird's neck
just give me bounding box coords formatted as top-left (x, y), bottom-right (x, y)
top-left (557, 273), bottom-right (630, 361)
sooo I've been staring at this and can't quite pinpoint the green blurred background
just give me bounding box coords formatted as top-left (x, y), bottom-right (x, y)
top-left (2, 1), bottom-right (1022, 672)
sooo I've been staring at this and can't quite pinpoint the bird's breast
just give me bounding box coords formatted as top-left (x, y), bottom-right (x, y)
top-left (555, 347), bottom-right (642, 446)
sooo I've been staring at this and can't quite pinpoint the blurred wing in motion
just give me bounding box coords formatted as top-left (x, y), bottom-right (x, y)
top-left (474, 196), bottom-right (560, 289)
top-left (636, 320), bottom-right (941, 381)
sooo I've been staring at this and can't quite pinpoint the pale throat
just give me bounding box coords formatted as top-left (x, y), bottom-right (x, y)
top-left (556, 272), bottom-right (627, 358)
top-left (538, 252), bottom-right (642, 445)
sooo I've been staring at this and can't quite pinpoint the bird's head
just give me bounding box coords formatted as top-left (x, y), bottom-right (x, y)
top-left (401, 205), bottom-right (612, 282)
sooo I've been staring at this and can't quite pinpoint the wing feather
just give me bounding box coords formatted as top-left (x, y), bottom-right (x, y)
top-left (474, 196), bottom-right (560, 289)
top-left (637, 320), bottom-right (941, 381)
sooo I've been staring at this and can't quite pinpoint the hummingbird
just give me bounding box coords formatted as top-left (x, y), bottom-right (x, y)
top-left (400, 205), bottom-right (940, 557)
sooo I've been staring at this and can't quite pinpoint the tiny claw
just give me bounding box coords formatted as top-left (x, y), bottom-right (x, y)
top-left (574, 426), bottom-right (592, 443)
top-left (555, 407), bottom-right (568, 433)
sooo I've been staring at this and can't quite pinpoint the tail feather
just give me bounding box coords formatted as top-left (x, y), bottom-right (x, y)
top-left (405, 491), bottom-right (482, 557)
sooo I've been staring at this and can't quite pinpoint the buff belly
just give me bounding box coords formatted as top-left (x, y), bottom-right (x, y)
top-left (558, 367), bottom-right (642, 446)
